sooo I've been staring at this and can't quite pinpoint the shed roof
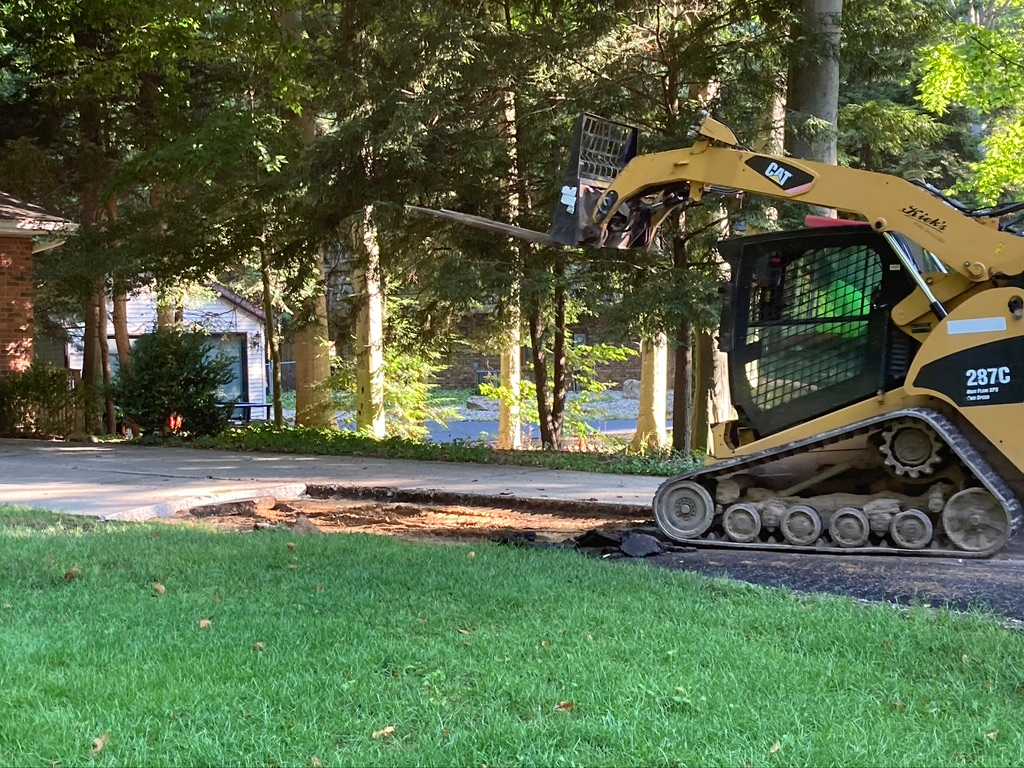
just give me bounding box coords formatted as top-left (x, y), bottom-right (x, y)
top-left (212, 282), bottom-right (267, 322)
top-left (0, 191), bottom-right (76, 234)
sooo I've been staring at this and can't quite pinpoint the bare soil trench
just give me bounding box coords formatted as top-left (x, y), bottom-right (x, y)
top-left (171, 493), bottom-right (1024, 622)
top-left (175, 496), bottom-right (648, 543)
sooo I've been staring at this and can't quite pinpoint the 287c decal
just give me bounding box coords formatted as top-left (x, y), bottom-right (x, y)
top-left (966, 367), bottom-right (1012, 387)
top-left (965, 366), bottom-right (1012, 402)
top-left (914, 338), bottom-right (1024, 407)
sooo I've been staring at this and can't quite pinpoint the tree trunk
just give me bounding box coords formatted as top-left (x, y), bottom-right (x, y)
top-left (294, 250), bottom-right (334, 428)
top-left (527, 297), bottom-right (558, 450)
top-left (496, 312), bottom-right (522, 450)
top-left (550, 250), bottom-right (568, 439)
top-left (352, 206), bottom-right (386, 438)
top-left (497, 89), bottom-right (525, 450)
top-left (97, 283), bottom-right (116, 434)
top-left (78, 96), bottom-right (104, 434)
top-left (284, 12), bottom-right (334, 429)
top-left (80, 289), bottom-right (102, 434)
top-left (786, 0), bottom-right (842, 183)
top-left (692, 331), bottom-right (715, 453)
top-left (670, 234), bottom-right (692, 453)
top-left (630, 333), bottom-right (669, 451)
top-left (156, 303), bottom-right (176, 330)
top-left (260, 249), bottom-right (284, 428)
top-left (105, 198), bottom-right (133, 377)
top-left (757, 84), bottom-right (787, 156)
top-left (505, 85), bottom-right (558, 450)
top-left (112, 289), bottom-right (132, 373)
top-left (755, 85), bottom-right (787, 228)
top-left (672, 327), bottom-right (693, 453)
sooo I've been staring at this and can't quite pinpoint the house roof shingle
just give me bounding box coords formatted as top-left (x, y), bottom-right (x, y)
top-left (0, 191), bottom-right (76, 234)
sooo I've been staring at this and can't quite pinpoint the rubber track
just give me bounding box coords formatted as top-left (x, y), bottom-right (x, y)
top-left (655, 407), bottom-right (1022, 558)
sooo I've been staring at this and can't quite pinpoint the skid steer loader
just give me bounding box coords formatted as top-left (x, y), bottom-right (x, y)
top-left (413, 113), bottom-right (1024, 556)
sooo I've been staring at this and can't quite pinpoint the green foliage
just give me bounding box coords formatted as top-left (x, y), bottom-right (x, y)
top-left (973, 116), bottom-right (1024, 203)
top-left (917, 12), bottom-right (1024, 202)
top-left (563, 343), bottom-right (636, 444)
top-left (839, 100), bottom-right (950, 173)
top-left (480, 342), bottom-right (638, 447)
top-left (479, 378), bottom-right (538, 427)
top-left (0, 364), bottom-right (80, 436)
top-left (111, 330), bottom-right (235, 437)
top-left (330, 350), bottom-right (456, 440)
top-left (199, 423), bottom-right (699, 477)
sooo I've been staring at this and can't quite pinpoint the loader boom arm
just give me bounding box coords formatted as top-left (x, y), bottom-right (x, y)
top-left (593, 119), bottom-right (1024, 283)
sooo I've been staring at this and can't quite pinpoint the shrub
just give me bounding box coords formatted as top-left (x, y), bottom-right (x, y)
top-left (112, 330), bottom-right (235, 437)
top-left (0, 363), bottom-right (81, 436)
top-left (480, 342), bottom-right (638, 449)
top-left (198, 423), bottom-right (700, 477)
top-left (330, 350), bottom-right (457, 440)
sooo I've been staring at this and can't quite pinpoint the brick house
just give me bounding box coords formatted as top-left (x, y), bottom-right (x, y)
top-left (0, 192), bottom-right (75, 376)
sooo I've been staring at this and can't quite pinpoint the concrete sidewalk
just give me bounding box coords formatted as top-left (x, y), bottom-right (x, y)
top-left (0, 439), bottom-right (664, 520)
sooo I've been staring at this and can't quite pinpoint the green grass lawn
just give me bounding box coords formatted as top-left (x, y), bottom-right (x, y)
top-left (3, 507), bottom-right (1024, 767)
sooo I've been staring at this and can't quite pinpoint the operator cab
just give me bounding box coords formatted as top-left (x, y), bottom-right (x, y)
top-left (719, 225), bottom-right (921, 438)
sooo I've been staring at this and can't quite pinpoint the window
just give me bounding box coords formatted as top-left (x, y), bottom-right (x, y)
top-left (744, 242), bottom-right (882, 411)
top-left (205, 334), bottom-right (248, 402)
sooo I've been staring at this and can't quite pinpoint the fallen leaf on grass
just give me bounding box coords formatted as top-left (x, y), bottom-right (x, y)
top-left (91, 733), bottom-right (109, 755)
top-left (372, 725), bottom-right (396, 741)
top-left (152, 582), bottom-right (166, 596)
top-left (64, 566), bottom-right (81, 582)
top-left (986, 730), bottom-right (1000, 742)
top-left (287, 542), bottom-right (296, 552)
top-left (309, 758), bottom-right (323, 768)
top-left (555, 701), bottom-right (575, 712)
top-left (198, 619), bottom-right (212, 630)
top-left (890, 700), bottom-right (907, 713)
top-left (293, 516), bottom-right (321, 536)
top-left (457, 628), bottom-right (472, 636)
top-left (467, 551), bottom-right (476, 560)
top-left (770, 741), bottom-right (781, 755)
top-left (253, 642), bottom-right (265, 653)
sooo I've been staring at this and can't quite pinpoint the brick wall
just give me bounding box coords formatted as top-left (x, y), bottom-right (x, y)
top-left (0, 235), bottom-right (34, 375)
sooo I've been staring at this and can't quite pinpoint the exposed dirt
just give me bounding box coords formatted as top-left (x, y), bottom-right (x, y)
top-left (175, 496), bottom-right (648, 543)
top-left (172, 493), bottom-right (1024, 622)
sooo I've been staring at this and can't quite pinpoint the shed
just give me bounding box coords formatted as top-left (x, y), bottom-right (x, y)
top-left (66, 283), bottom-right (268, 414)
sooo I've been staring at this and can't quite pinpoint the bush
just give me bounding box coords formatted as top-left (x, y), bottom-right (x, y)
top-left (197, 423), bottom-right (700, 477)
top-left (112, 330), bottom-right (235, 437)
top-left (330, 350), bottom-right (457, 440)
top-left (0, 363), bottom-right (80, 436)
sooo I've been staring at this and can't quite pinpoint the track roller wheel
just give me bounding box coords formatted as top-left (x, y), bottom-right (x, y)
top-left (654, 480), bottom-right (714, 542)
top-left (723, 503), bottom-right (761, 543)
top-left (942, 488), bottom-right (1009, 553)
top-left (830, 507), bottom-right (870, 547)
top-left (889, 509), bottom-right (933, 550)
top-left (780, 504), bottom-right (822, 546)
